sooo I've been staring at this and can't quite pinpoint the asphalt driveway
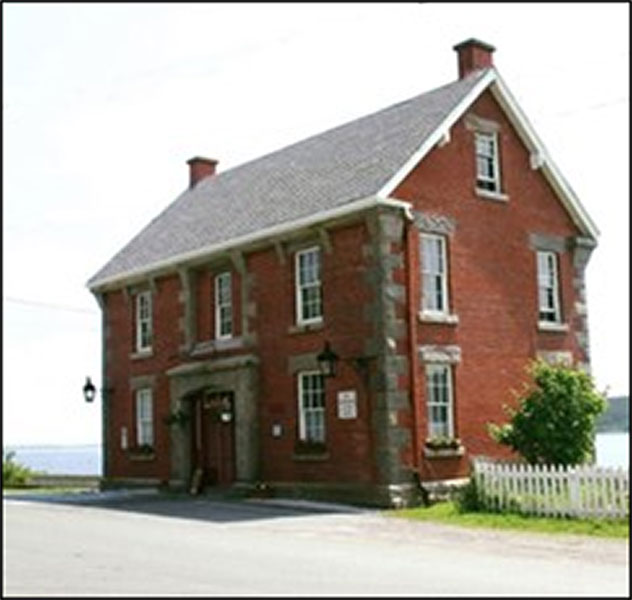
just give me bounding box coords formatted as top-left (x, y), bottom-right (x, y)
top-left (3, 490), bottom-right (629, 596)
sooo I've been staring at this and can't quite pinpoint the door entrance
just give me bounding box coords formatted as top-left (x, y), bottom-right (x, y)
top-left (190, 391), bottom-right (235, 491)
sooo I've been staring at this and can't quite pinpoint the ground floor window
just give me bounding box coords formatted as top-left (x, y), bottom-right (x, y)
top-left (425, 364), bottom-right (455, 438)
top-left (297, 371), bottom-right (326, 443)
top-left (135, 388), bottom-right (154, 447)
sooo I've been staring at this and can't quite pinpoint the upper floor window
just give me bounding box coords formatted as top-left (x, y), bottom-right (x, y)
top-left (475, 131), bottom-right (501, 193)
top-left (135, 291), bottom-right (152, 352)
top-left (537, 251), bottom-right (562, 324)
top-left (295, 247), bottom-right (323, 325)
top-left (297, 371), bottom-right (326, 443)
top-left (425, 364), bottom-right (455, 439)
top-left (135, 388), bottom-right (154, 447)
top-left (421, 234), bottom-right (449, 315)
top-left (215, 272), bottom-right (233, 339)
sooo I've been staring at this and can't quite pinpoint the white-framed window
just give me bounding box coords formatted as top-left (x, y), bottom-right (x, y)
top-left (537, 251), bottom-right (562, 323)
top-left (421, 233), bottom-right (449, 315)
top-left (425, 364), bottom-right (455, 439)
top-left (475, 131), bottom-right (501, 193)
top-left (298, 371), bottom-right (326, 443)
top-left (215, 271), bottom-right (233, 339)
top-left (135, 291), bottom-right (153, 352)
top-left (135, 388), bottom-right (154, 447)
top-left (295, 247), bottom-right (323, 325)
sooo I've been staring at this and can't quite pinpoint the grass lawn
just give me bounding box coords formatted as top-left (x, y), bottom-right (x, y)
top-left (388, 501), bottom-right (629, 539)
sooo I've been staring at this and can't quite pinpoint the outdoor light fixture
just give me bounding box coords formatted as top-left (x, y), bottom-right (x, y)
top-left (316, 341), bottom-right (376, 383)
top-left (83, 376), bottom-right (97, 403)
top-left (317, 340), bottom-right (339, 378)
top-left (219, 396), bottom-right (233, 423)
top-left (82, 376), bottom-right (112, 403)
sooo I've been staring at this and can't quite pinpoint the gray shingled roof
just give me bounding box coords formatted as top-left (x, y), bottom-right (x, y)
top-left (88, 69), bottom-right (489, 287)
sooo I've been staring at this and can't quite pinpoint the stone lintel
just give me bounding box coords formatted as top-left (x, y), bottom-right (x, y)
top-left (414, 211), bottom-right (456, 235)
top-left (419, 345), bottom-right (462, 364)
top-left (529, 232), bottom-right (567, 253)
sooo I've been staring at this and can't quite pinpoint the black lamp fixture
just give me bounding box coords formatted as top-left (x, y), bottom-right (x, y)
top-left (317, 340), bottom-right (339, 378)
top-left (317, 341), bottom-right (376, 383)
top-left (83, 376), bottom-right (97, 403)
top-left (83, 376), bottom-right (112, 403)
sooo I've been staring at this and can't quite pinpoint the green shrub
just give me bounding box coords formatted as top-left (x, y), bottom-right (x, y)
top-left (487, 360), bottom-right (607, 465)
top-left (455, 478), bottom-right (483, 513)
top-left (3, 450), bottom-right (35, 487)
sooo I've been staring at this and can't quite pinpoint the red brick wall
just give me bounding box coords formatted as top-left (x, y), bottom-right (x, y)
top-left (394, 90), bottom-right (584, 479)
top-left (251, 222), bottom-right (376, 484)
top-left (103, 221), bottom-right (378, 485)
top-left (104, 275), bottom-right (183, 482)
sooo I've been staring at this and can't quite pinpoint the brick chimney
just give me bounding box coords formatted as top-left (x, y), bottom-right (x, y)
top-left (453, 38), bottom-right (495, 79)
top-left (187, 156), bottom-right (218, 188)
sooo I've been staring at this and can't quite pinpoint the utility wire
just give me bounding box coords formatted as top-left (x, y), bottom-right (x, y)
top-left (3, 296), bottom-right (98, 315)
top-left (544, 97), bottom-right (629, 119)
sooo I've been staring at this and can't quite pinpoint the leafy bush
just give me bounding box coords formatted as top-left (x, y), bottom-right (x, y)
top-left (455, 477), bottom-right (483, 513)
top-left (487, 360), bottom-right (607, 466)
top-left (3, 451), bottom-right (35, 487)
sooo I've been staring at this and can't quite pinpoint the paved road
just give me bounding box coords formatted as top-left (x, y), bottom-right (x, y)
top-left (3, 491), bottom-right (629, 596)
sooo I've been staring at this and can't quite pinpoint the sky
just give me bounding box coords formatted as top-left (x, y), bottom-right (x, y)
top-left (3, 3), bottom-right (629, 446)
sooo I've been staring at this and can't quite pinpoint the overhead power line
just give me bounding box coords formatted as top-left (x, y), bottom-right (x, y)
top-left (3, 296), bottom-right (98, 315)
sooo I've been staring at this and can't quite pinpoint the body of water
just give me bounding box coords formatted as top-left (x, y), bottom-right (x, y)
top-left (4, 444), bottom-right (102, 476)
top-left (595, 432), bottom-right (629, 469)
top-left (4, 434), bottom-right (628, 476)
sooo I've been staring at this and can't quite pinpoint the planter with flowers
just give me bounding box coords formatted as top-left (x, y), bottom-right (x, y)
top-left (424, 436), bottom-right (465, 458)
top-left (128, 443), bottom-right (156, 461)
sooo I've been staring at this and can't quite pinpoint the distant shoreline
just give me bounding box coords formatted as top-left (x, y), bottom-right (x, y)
top-left (4, 444), bottom-right (102, 476)
top-left (5, 443), bottom-right (101, 450)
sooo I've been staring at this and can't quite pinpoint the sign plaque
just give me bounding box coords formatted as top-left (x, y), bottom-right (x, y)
top-left (337, 390), bottom-right (358, 419)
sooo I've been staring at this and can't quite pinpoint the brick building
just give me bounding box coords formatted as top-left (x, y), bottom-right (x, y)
top-left (87, 39), bottom-right (599, 507)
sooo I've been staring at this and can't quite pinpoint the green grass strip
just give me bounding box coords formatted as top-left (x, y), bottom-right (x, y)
top-left (388, 501), bottom-right (629, 539)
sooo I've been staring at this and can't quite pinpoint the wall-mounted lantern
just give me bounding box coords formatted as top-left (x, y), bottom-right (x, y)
top-left (82, 376), bottom-right (112, 403)
top-left (316, 341), bottom-right (376, 384)
top-left (83, 376), bottom-right (96, 402)
top-left (219, 395), bottom-right (233, 423)
top-left (317, 340), bottom-right (339, 378)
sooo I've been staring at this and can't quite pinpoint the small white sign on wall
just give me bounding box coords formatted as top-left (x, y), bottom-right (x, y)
top-left (337, 390), bottom-right (358, 420)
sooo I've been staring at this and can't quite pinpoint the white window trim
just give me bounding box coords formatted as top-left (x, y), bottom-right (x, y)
top-left (421, 233), bottom-right (450, 317)
top-left (537, 251), bottom-right (562, 325)
top-left (295, 246), bottom-right (323, 326)
top-left (214, 271), bottom-right (233, 340)
top-left (425, 364), bottom-right (455, 439)
top-left (475, 131), bottom-right (502, 194)
top-left (297, 371), bottom-right (326, 443)
top-left (135, 291), bottom-right (152, 353)
top-left (135, 388), bottom-right (154, 447)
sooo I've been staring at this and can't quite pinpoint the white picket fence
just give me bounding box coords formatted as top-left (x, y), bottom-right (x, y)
top-left (472, 458), bottom-right (629, 519)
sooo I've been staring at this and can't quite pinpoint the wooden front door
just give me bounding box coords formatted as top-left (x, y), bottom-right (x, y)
top-left (191, 392), bottom-right (235, 488)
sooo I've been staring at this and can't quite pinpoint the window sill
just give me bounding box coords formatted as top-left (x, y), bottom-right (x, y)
top-left (475, 188), bottom-right (509, 203)
top-left (130, 349), bottom-right (153, 361)
top-left (288, 320), bottom-right (324, 335)
top-left (418, 311), bottom-right (459, 325)
top-left (128, 451), bottom-right (156, 462)
top-left (292, 452), bottom-right (330, 462)
top-left (423, 446), bottom-right (465, 459)
top-left (538, 321), bottom-right (569, 333)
